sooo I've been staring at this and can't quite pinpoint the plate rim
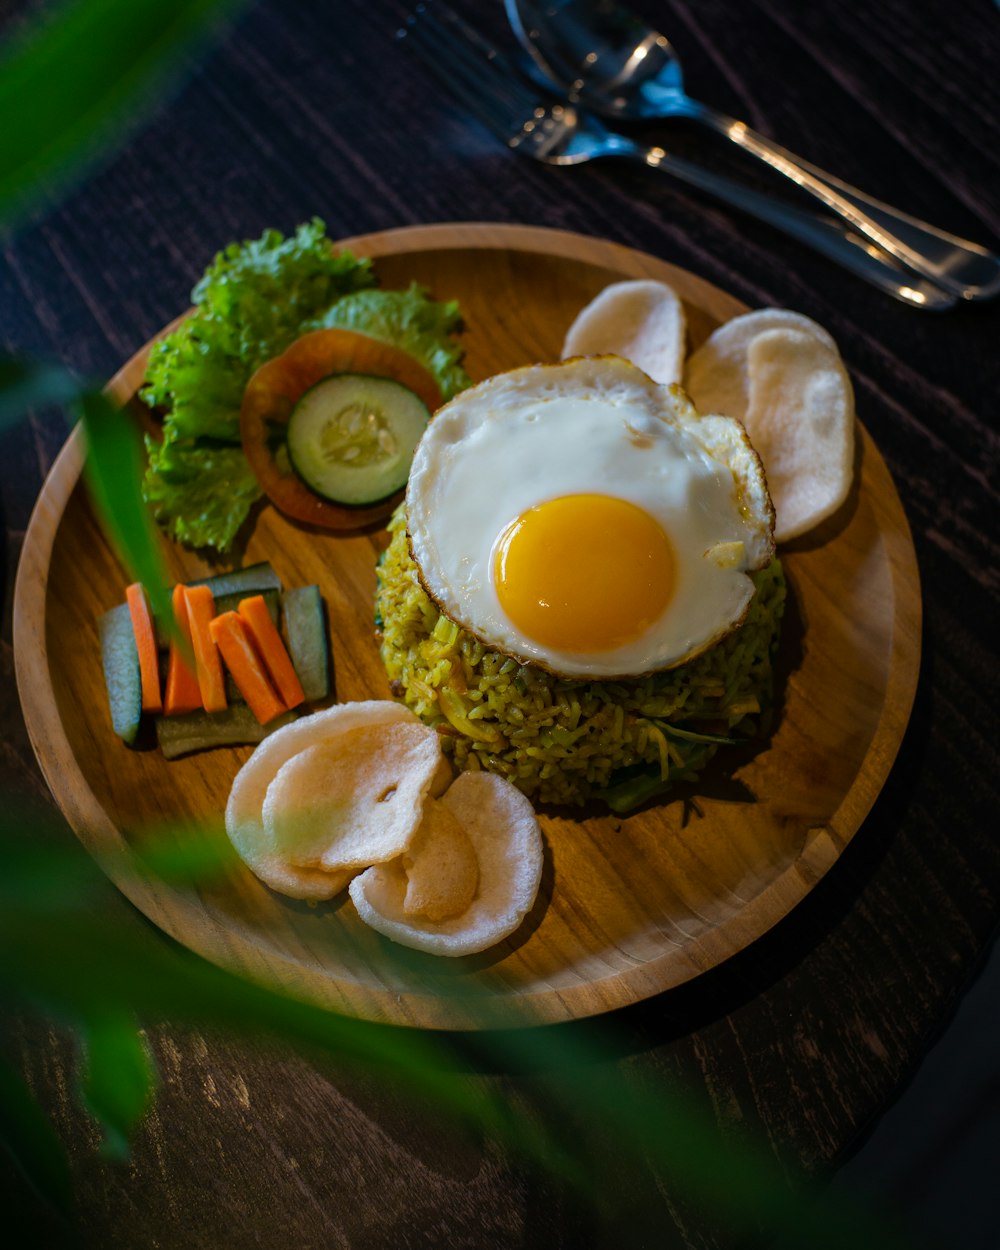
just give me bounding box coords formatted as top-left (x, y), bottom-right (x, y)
top-left (13, 222), bottom-right (923, 1029)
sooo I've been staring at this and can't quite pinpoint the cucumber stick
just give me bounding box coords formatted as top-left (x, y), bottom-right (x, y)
top-left (100, 602), bottom-right (143, 745)
top-left (187, 561), bottom-right (282, 597)
top-left (282, 585), bottom-right (329, 702)
top-left (156, 705), bottom-right (297, 760)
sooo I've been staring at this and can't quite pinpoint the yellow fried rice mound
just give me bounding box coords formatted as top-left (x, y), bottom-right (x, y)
top-left (375, 507), bottom-right (786, 809)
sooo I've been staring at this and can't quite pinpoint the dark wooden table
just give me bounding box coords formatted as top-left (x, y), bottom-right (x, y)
top-left (3, 1), bottom-right (999, 1246)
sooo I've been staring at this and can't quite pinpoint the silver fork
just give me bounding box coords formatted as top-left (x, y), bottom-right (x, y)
top-left (398, 2), bottom-right (957, 311)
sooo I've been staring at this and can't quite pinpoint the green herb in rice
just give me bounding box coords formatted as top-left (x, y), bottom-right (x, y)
top-left (376, 507), bottom-right (785, 811)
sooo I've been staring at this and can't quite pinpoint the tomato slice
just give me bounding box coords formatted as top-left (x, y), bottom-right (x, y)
top-left (240, 328), bottom-right (444, 530)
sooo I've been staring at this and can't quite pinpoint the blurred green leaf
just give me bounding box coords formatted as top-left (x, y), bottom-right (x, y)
top-left (77, 389), bottom-right (172, 628)
top-left (0, 812), bottom-right (914, 1247)
top-left (0, 359), bottom-right (172, 613)
top-left (0, 354), bottom-right (79, 432)
top-left (0, 0), bottom-right (245, 231)
top-left (127, 821), bottom-right (241, 886)
top-left (0, 1057), bottom-right (74, 1216)
top-left (0, 818), bottom-right (523, 1150)
top-left (78, 1011), bottom-right (157, 1160)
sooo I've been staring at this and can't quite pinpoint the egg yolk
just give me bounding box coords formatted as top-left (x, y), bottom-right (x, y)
top-left (493, 494), bottom-right (675, 653)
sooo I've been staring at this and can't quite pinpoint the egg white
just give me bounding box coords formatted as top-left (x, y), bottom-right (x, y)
top-left (406, 356), bottom-right (774, 680)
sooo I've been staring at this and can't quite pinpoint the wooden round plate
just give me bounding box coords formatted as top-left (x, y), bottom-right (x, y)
top-left (13, 224), bottom-right (921, 1030)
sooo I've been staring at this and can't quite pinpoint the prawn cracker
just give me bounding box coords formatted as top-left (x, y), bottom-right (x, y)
top-left (562, 279), bottom-right (687, 385)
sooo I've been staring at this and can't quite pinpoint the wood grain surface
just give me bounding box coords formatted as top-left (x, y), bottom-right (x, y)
top-left (2, 0), bottom-right (998, 1247)
top-left (14, 223), bottom-right (921, 1030)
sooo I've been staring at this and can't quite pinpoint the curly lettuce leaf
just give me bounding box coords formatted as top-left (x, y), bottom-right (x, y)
top-left (141, 220), bottom-right (469, 553)
top-left (143, 323), bottom-right (247, 441)
top-left (142, 218), bottom-right (376, 412)
top-left (309, 284), bottom-right (471, 400)
top-left (141, 219), bottom-right (376, 549)
top-left (143, 434), bottom-right (262, 553)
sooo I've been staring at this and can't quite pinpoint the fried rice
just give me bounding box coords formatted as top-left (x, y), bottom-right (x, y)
top-left (375, 506), bottom-right (786, 810)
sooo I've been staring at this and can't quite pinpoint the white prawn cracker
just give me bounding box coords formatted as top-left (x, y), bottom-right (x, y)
top-left (685, 309), bottom-right (855, 542)
top-left (225, 700), bottom-right (439, 900)
top-left (561, 279), bottom-right (687, 385)
top-left (684, 308), bottom-right (837, 419)
top-left (263, 720), bottom-right (442, 874)
top-left (743, 329), bottom-right (855, 541)
top-left (398, 799), bottom-right (480, 923)
top-left (350, 771), bottom-right (544, 956)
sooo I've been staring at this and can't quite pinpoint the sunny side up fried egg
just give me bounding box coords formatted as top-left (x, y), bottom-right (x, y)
top-left (406, 356), bottom-right (775, 681)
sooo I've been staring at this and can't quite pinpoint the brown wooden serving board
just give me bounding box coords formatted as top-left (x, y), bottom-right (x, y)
top-left (13, 223), bottom-right (921, 1030)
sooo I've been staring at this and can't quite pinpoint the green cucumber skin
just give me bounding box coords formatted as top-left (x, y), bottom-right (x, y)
top-left (187, 561), bottom-right (282, 598)
top-left (155, 705), bottom-right (298, 760)
top-left (282, 585), bottom-right (330, 702)
top-left (99, 603), bottom-right (142, 745)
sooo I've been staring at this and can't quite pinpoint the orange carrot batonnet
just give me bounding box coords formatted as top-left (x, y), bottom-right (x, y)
top-left (238, 594), bottom-right (305, 710)
top-left (164, 582), bottom-right (202, 715)
top-left (209, 612), bottom-right (286, 724)
top-left (125, 582), bottom-right (162, 713)
top-left (183, 584), bottom-right (227, 714)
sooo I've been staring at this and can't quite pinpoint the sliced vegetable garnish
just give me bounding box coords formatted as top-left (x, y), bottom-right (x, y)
top-left (153, 562), bottom-right (282, 649)
top-left (240, 327), bottom-right (443, 530)
top-left (100, 603), bottom-right (142, 745)
top-left (209, 612), bottom-right (286, 725)
top-left (184, 585), bottom-right (227, 714)
top-left (187, 561), bottom-right (283, 598)
top-left (238, 594), bottom-right (305, 711)
top-left (155, 705), bottom-right (296, 760)
top-left (281, 585), bottom-right (329, 702)
top-left (100, 570), bottom-right (328, 755)
top-left (125, 583), bottom-right (162, 714)
top-left (287, 373), bottom-right (430, 506)
top-left (163, 583), bottom-right (201, 716)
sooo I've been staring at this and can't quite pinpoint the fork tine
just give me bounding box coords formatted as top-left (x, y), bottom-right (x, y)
top-left (399, 2), bottom-right (543, 145)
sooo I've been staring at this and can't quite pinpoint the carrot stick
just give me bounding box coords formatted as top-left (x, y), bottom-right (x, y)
top-left (163, 583), bottom-right (202, 715)
top-left (208, 612), bottom-right (286, 724)
top-left (183, 584), bottom-right (227, 713)
top-left (238, 594), bottom-right (306, 710)
top-left (125, 582), bottom-right (162, 713)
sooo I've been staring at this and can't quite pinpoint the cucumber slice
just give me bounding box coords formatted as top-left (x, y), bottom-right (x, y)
top-left (287, 373), bottom-right (430, 506)
top-left (155, 705), bottom-right (298, 760)
top-left (282, 585), bottom-right (330, 702)
top-left (99, 603), bottom-right (142, 745)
